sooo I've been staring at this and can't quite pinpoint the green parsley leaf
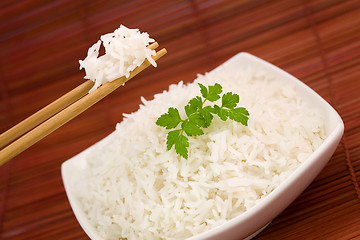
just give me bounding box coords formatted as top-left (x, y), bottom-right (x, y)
top-left (176, 134), bottom-right (189, 159)
top-left (199, 106), bottom-right (213, 127)
top-left (213, 105), bottom-right (229, 121)
top-left (228, 107), bottom-right (249, 126)
top-left (206, 83), bottom-right (222, 102)
top-left (198, 83), bottom-right (208, 99)
top-left (189, 114), bottom-right (207, 128)
top-left (156, 107), bottom-right (181, 129)
top-left (222, 92), bottom-right (239, 109)
top-left (166, 130), bottom-right (189, 159)
top-left (185, 96), bottom-right (202, 117)
top-left (182, 120), bottom-right (204, 136)
top-left (166, 129), bottom-right (181, 150)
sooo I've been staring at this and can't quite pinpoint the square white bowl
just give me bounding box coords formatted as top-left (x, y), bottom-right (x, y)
top-left (61, 52), bottom-right (344, 240)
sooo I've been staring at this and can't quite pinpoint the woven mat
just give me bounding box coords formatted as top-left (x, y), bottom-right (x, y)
top-left (1, 0), bottom-right (359, 239)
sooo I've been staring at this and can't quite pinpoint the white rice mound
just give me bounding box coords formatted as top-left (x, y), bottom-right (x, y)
top-left (74, 66), bottom-right (325, 240)
top-left (79, 25), bottom-right (156, 92)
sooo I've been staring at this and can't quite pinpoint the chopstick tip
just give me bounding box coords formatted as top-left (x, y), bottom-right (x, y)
top-left (154, 48), bottom-right (167, 60)
top-left (148, 42), bottom-right (159, 50)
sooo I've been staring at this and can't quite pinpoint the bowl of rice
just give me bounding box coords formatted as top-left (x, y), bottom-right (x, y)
top-left (62, 52), bottom-right (343, 240)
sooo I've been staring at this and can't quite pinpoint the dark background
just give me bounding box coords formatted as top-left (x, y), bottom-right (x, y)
top-left (0, 0), bottom-right (359, 239)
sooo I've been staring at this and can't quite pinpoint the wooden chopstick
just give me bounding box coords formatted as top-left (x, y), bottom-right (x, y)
top-left (0, 44), bottom-right (166, 166)
top-left (0, 80), bottom-right (94, 149)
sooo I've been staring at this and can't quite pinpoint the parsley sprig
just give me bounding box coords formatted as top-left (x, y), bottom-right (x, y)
top-left (156, 83), bottom-right (249, 159)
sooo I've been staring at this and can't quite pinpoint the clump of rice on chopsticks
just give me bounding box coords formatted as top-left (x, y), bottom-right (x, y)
top-left (79, 25), bottom-right (157, 92)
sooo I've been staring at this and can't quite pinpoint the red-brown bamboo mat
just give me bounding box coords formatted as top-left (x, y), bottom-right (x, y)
top-left (0, 0), bottom-right (359, 239)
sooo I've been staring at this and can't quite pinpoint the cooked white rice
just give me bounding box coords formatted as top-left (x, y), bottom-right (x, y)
top-left (79, 25), bottom-right (156, 92)
top-left (74, 66), bottom-right (325, 240)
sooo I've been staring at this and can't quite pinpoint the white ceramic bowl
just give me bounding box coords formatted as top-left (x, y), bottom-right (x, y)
top-left (61, 52), bottom-right (344, 240)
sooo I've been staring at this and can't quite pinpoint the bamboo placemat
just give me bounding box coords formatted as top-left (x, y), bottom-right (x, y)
top-left (0, 0), bottom-right (359, 239)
